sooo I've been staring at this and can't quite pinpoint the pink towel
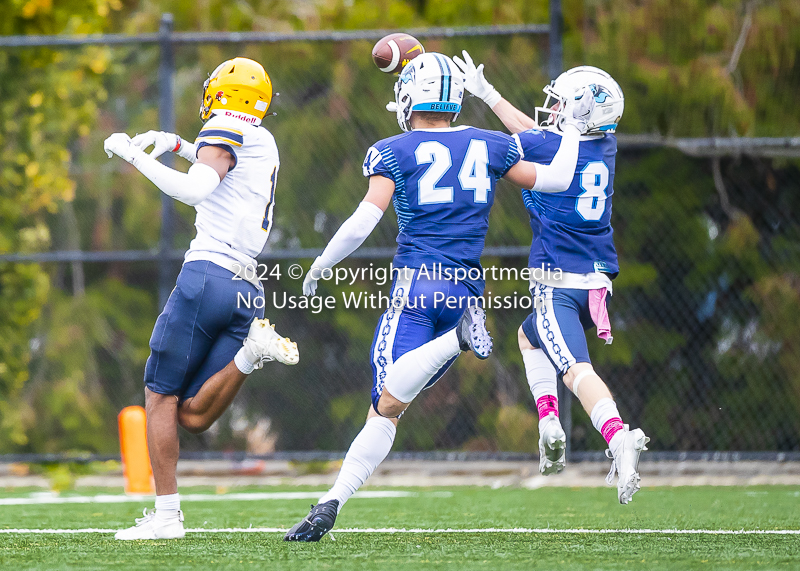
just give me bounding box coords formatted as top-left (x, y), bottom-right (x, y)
top-left (588, 288), bottom-right (613, 344)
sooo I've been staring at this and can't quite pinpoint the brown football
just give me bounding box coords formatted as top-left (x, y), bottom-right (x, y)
top-left (371, 33), bottom-right (425, 74)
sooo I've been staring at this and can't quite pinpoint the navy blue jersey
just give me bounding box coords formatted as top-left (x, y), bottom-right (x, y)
top-left (517, 129), bottom-right (619, 276)
top-left (363, 126), bottom-right (520, 295)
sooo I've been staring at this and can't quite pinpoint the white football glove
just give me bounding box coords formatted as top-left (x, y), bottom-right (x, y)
top-left (561, 86), bottom-right (596, 134)
top-left (104, 133), bottom-right (143, 163)
top-left (452, 50), bottom-right (501, 108)
top-left (302, 258), bottom-right (325, 296)
top-left (131, 130), bottom-right (180, 159)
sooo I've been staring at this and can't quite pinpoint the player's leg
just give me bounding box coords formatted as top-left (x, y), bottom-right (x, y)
top-left (283, 406), bottom-right (398, 542)
top-left (285, 270), bottom-right (467, 542)
top-left (115, 262), bottom-right (220, 540)
top-left (172, 265), bottom-right (294, 432)
top-left (285, 272), bottom-right (428, 542)
top-left (377, 278), bottom-right (491, 417)
top-left (562, 360), bottom-right (648, 504)
top-left (312, 275), bottom-right (472, 515)
top-left (518, 322), bottom-right (564, 475)
top-left (178, 319), bottom-right (298, 434)
top-left (531, 283), bottom-right (649, 503)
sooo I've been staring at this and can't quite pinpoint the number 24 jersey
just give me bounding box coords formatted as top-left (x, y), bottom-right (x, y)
top-left (363, 125), bottom-right (520, 295)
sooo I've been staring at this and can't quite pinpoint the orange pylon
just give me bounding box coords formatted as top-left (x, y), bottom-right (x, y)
top-left (118, 406), bottom-right (155, 495)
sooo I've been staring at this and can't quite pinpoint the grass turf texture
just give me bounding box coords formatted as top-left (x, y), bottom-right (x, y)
top-left (1, 486), bottom-right (798, 570)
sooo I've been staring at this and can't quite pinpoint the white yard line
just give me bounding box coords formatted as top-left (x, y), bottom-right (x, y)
top-left (0, 490), bottom-right (429, 506)
top-left (0, 527), bottom-right (798, 535)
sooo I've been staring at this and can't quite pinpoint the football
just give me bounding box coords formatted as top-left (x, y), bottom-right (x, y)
top-left (371, 33), bottom-right (425, 74)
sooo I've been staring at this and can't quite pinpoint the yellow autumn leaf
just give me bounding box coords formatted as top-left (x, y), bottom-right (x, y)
top-left (89, 54), bottom-right (108, 75)
top-left (29, 92), bottom-right (44, 108)
top-left (25, 162), bottom-right (40, 178)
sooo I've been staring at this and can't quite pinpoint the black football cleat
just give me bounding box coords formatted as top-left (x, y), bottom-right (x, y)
top-left (283, 500), bottom-right (339, 542)
top-left (455, 306), bottom-right (493, 359)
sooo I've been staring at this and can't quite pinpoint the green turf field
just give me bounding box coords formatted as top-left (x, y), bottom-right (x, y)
top-left (1, 486), bottom-right (798, 570)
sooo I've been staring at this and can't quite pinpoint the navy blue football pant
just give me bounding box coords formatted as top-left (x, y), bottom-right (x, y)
top-left (522, 282), bottom-right (602, 376)
top-left (370, 268), bottom-right (472, 411)
top-left (144, 260), bottom-right (264, 400)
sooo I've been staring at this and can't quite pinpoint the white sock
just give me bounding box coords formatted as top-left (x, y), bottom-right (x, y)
top-left (382, 329), bottom-right (460, 403)
top-left (521, 347), bottom-right (557, 401)
top-left (589, 397), bottom-right (625, 455)
top-left (154, 493), bottom-right (180, 520)
top-left (234, 346), bottom-right (255, 374)
top-left (318, 416), bottom-right (396, 510)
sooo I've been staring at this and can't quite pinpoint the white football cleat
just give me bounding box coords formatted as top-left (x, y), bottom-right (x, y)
top-left (538, 412), bottom-right (566, 476)
top-left (243, 318), bottom-right (299, 367)
top-left (605, 425), bottom-right (649, 504)
top-left (114, 508), bottom-right (185, 540)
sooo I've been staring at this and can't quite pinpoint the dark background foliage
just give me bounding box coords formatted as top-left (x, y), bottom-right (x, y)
top-left (1, 0), bottom-right (798, 453)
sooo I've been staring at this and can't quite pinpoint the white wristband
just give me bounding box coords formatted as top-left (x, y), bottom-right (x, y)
top-left (483, 89), bottom-right (502, 108)
top-left (176, 138), bottom-right (198, 164)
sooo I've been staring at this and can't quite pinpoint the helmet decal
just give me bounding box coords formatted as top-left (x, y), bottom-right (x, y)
top-left (590, 84), bottom-right (612, 103)
top-left (399, 65), bottom-right (415, 84)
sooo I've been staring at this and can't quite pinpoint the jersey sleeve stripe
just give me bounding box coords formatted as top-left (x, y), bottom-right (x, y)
top-left (499, 140), bottom-right (521, 179)
top-left (196, 135), bottom-right (243, 148)
top-left (197, 128), bottom-right (244, 146)
top-left (512, 133), bottom-right (525, 160)
top-left (196, 141), bottom-right (238, 169)
top-left (379, 146), bottom-right (413, 232)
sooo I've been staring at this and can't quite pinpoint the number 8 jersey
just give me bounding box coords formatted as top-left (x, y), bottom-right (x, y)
top-left (184, 114), bottom-right (279, 274)
top-left (363, 125), bottom-right (521, 295)
top-left (516, 128), bottom-right (619, 277)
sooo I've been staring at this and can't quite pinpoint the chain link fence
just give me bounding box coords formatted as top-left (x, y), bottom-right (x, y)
top-left (3, 21), bottom-right (800, 456)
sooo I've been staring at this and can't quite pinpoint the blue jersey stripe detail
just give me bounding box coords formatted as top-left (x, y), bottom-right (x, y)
top-left (521, 189), bottom-right (535, 211)
top-left (498, 140), bottom-right (521, 180)
top-left (379, 146), bottom-right (412, 231)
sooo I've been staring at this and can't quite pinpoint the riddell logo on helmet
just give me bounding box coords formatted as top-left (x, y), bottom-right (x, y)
top-left (222, 111), bottom-right (258, 123)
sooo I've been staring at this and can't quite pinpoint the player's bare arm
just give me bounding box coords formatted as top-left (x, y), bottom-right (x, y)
top-left (489, 98), bottom-right (538, 134)
top-left (362, 174), bottom-right (395, 211)
top-left (197, 144), bottom-right (235, 180)
top-left (453, 50), bottom-right (536, 134)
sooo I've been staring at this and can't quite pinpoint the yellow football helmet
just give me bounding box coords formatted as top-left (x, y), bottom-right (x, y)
top-left (199, 57), bottom-right (273, 124)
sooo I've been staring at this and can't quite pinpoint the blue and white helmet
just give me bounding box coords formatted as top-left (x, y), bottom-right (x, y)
top-left (536, 66), bottom-right (624, 134)
top-left (394, 52), bottom-right (464, 132)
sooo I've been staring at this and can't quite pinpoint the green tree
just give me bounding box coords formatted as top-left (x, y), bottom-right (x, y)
top-left (0, 0), bottom-right (125, 450)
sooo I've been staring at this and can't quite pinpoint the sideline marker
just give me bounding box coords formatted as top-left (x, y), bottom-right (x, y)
top-left (118, 406), bottom-right (154, 495)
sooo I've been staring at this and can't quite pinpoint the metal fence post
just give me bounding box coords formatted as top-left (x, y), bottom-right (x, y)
top-left (548, 0), bottom-right (573, 455)
top-left (157, 13), bottom-right (176, 310)
top-left (548, 0), bottom-right (563, 81)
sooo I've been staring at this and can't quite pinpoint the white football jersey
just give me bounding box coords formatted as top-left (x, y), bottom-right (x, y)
top-left (183, 114), bottom-right (279, 274)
